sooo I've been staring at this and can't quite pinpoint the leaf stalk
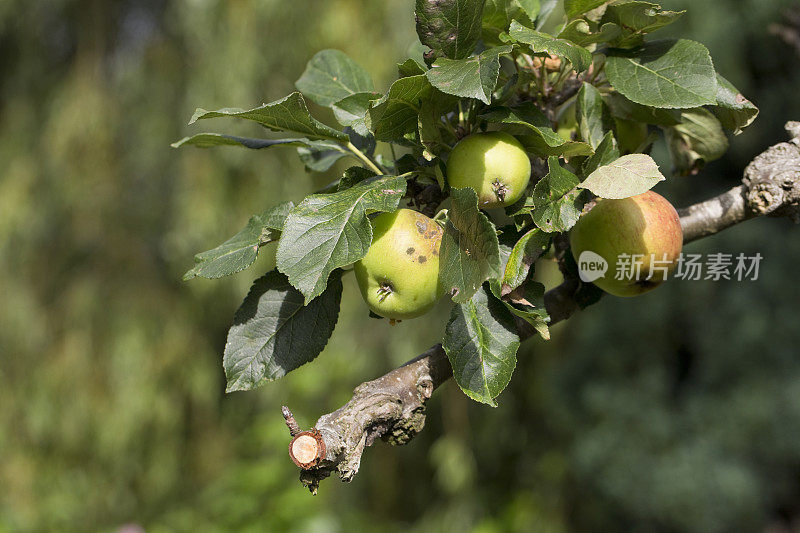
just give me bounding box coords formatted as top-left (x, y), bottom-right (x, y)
top-left (346, 141), bottom-right (384, 174)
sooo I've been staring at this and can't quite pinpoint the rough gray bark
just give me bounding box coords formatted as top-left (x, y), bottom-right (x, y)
top-left (678, 185), bottom-right (750, 243)
top-left (679, 122), bottom-right (800, 242)
top-left (285, 122), bottom-right (800, 494)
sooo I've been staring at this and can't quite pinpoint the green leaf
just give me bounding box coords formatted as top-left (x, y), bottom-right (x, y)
top-left (558, 19), bottom-right (622, 46)
top-left (295, 49), bottom-right (375, 107)
top-left (482, 0), bottom-right (540, 45)
top-left (602, 1), bottom-right (684, 48)
top-left (415, 0), bottom-right (486, 60)
top-left (507, 20), bottom-right (592, 72)
top-left (189, 92), bottom-right (348, 142)
top-left (276, 175), bottom-right (407, 303)
top-left (331, 91), bottom-right (380, 137)
top-left (493, 71), bottom-right (522, 106)
top-left (603, 91), bottom-right (682, 126)
top-left (564, 0), bottom-right (606, 19)
top-left (439, 188), bottom-right (502, 304)
top-left (518, 135), bottom-right (594, 158)
top-left (711, 73), bottom-right (759, 135)
top-left (370, 75), bottom-right (433, 142)
top-left (481, 103), bottom-right (594, 157)
top-left (605, 39), bottom-right (717, 109)
top-left (419, 90), bottom-right (459, 160)
top-left (346, 126), bottom-right (377, 156)
top-left (501, 228), bottom-right (551, 292)
top-left (576, 82), bottom-right (612, 149)
top-left (398, 58), bottom-right (427, 77)
top-left (665, 108), bottom-right (729, 176)
top-left (298, 128), bottom-right (369, 172)
top-left (518, 0), bottom-right (540, 18)
top-left (183, 202), bottom-right (294, 281)
top-left (531, 156), bottom-right (583, 232)
top-left (442, 285), bottom-right (520, 406)
top-left (582, 131), bottom-right (620, 176)
top-left (170, 133), bottom-right (341, 150)
top-left (223, 270), bottom-right (342, 392)
top-left (297, 143), bottom-right (351, 172)
top-left (496, 232), bottom-right (515, 270)
top-left (491, 280), bottom-right (550, 340)
top-left (535, 0), bottom-right (561, 30)
top-left (419, 110), bottom-right (445, 161)
top-left (337, 166), bottom-right (377, 191)
top-left (394, 153), bottom-right (423, 175)
top-left (580, 153), bottom-right (665, 198)
top-left (426, 45), bottom-right (513, 104)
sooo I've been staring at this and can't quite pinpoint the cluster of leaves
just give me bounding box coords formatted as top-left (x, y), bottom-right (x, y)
top-left (174, 0), bottom-right (757, 405)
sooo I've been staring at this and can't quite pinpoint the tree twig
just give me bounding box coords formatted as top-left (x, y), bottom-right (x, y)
top-left (285, 122), bottom-right (800, 494)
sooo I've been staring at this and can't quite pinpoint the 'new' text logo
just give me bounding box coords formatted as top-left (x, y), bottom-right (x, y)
top-left (577, 250), bottom-right (608, 283)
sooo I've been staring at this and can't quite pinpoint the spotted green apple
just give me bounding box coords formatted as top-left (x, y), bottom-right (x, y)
top-left (354, 209), bottom-right (443, 320)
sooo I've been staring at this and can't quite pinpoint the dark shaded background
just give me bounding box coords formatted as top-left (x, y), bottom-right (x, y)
top-left (1, 1), bottom-right (799, 531)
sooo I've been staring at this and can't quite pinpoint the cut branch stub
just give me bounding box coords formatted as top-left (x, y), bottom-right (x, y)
top-left (288, 429), bottom-right (326, 469)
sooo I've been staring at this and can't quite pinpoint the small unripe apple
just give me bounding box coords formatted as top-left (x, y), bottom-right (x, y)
top-left (446, 132), bottom-right (532, 208)
top-left (569, 190), bottom-right (683, 297)
top-left (354, 209), bottom-right (443, 320)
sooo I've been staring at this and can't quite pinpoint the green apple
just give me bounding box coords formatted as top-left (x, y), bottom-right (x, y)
top-left (569, 190), bottom-right (683, 297)
top-left (446, 132), bottom-right (532, 208)
top-left (354, 209), bottom-right (443, 320)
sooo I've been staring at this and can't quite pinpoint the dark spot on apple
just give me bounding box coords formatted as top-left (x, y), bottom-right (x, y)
top-left (416, 221), bottom-right (427, 233)
top-left (635, 279), bottom-right (658, 289)
top-left (418, 256), bottom-right (427, 263)
top-left (406, 247), bottom-right (415, 254)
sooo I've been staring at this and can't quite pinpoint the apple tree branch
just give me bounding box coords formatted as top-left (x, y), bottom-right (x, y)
top-left (283, 122), bottom-right (800, 494)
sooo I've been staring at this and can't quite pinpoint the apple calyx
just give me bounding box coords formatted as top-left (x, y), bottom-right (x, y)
top-left (492, 178), bottom-right (509, 203)
top-left (376, 282), bottom-right (394, 302)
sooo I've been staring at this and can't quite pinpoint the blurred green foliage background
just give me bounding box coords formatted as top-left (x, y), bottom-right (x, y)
top-left (1, 1), bottom-right (800, 531)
